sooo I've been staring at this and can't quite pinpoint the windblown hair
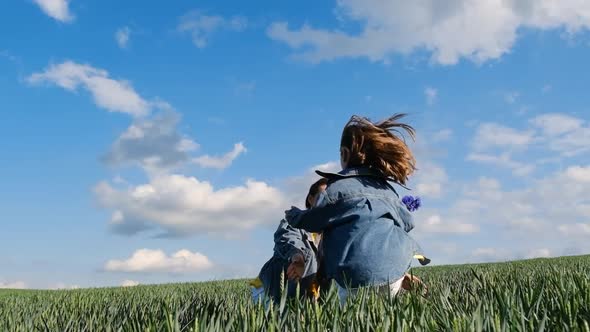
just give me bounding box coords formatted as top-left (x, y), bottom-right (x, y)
top-left (340, 114), bottom-right (416, 185)
top-left (305, 178), bottom-right (329, 209)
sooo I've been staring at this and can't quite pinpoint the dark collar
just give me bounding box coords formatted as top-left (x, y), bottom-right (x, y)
top-left (315, 166), bottom-right (380, 179)
top-left (315, 167), bottom-right (411, 191)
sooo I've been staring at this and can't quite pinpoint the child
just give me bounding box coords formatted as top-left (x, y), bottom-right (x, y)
top-left (285, 114), bottom-right (430, 304)
top-left (249, 178), bottom-right (328, 304)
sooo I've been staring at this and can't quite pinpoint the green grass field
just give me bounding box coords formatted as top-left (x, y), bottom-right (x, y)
top-left (1, 255), bottom-right (589, 331)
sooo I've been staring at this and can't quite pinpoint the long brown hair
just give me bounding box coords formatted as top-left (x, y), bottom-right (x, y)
top-left (340, 114), bottom-right (416, 185)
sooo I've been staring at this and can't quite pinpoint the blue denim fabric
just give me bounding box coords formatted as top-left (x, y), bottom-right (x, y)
top-left (286, 167), bottom-right (424, 289)
top-left (257, 219), bottom-right (318, 302)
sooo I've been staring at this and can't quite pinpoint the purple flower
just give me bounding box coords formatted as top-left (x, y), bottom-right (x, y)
top-left (402, 195), bottom-right (421, 212)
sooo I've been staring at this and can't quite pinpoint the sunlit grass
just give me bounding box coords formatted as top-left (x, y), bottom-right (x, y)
top-left (1, 255), bottom-right (589, 331)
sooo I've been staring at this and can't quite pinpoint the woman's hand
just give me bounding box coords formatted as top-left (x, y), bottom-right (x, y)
top-left (287, 253), bottom-right (305, 281)
top-left (285, 206), bottom-right (303, 223)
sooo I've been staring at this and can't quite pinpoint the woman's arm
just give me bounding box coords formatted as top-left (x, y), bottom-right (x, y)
top-left (285, 194), bottom-right (364, 232)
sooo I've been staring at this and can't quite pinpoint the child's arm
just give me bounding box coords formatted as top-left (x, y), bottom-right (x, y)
top-left (285, 193), bottom-right (364, 233)
top-left (273, 219), bottom-right (308, 261)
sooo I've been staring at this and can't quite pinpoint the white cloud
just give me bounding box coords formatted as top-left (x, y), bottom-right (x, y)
top-left (94, 161), bottom-right (339, 237)
top-left (121, 280), bottom-right (140, 287)
top-left (33, 0), bottom-right (73, 23)
top-left (52, 283), bottom-right (80, 290)
top-left (466, 114), bottom-right (590, 178)
top-left (103, 111), bottom-right (199, 172)
top-left (193, 143), bottom-right (247, 169)
top-left (415, 183), bottom-right (442, 198)
top-left (472, 123), bottom-right (534, 151)
top-left (424, 87), bottom-right (438, 106)
top-left (531, 114), bottom-right (590, 156)
top-left (565, 166), bottom-right (590, 182)
top-left (471, 248), bottom-right (509, 262)
top-left (178, 11), bottom-right (247, 48)
top-left (558, 223), bottom-right (590, 237)
top-left (549, 128), bottom-right (590, 157)
top-left (531, 113), bottom-right (583, 136)
top-left (28, 61), bottom-right (150, 117)
top-left (432, 129), bottom-right (453, 142)
top-left (470, 247), bottom-right (552, 263)
top-left (458, 177), bottom-right (504, 207)
top-left (413, 162), bottom-right (448, 198)
top-left (0, 280), bottom-right (27, 289)
top-left (94, 174), bottom-right (285, 236)
top-left (416, 114), bottom-right (590, 263)
top-left (409, 135), bottom-right (450, 199)
top-left (445, 166), bottom-right (590, 254)
top-left (268, 0), bottom-right (590, 65)
top-left (472, 248), bottom-right (499, 257)
top-left (467, 152), bottom-right (535, 176)
top-left (525, 248), bottom-right (552, 259)
top-left (105, 249), bottom-right (213, 273)
top-left (28, 62), bottom-right (243, 175)
top-left (115, 27), bottom-right (131, 49)
top-left (420, 215), bottom-right (479, 234)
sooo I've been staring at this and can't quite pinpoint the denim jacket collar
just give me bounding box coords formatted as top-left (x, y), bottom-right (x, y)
top-left (315, 166), bottom-right (380, 179)
top-left (316, 166), bottom-right (411, 190)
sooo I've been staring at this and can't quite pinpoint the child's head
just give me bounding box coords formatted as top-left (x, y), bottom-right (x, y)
top-left (305, 178), bottom-right (329, 209)
top-left (340, 114), bottom-right (416, 185)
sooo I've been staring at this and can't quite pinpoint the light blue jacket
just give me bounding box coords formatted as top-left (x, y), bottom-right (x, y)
top-left (286, 167), bottom-right (425, 289)
top-left (257, 219), bottom-right (318, 302)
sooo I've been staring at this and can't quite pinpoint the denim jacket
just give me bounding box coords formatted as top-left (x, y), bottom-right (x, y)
top-left (257, 219), bottom-right (319, 302)
top-left (286, 167), bottom-right (424, 289)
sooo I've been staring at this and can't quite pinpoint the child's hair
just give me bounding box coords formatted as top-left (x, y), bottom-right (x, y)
top-left (340, 114), bottom-right (416, 185)
top-left (305, 178), bottom-right (329, 209)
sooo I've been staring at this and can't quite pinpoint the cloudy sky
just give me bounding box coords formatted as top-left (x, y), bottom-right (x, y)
top-left (1, 0), bottom-right (590, 289)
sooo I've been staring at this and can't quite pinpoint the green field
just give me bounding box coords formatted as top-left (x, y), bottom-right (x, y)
top-left (1, 255), bottom-right (589, 331)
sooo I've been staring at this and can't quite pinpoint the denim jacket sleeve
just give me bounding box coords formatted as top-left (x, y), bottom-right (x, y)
top-left (273, 219), bottom-right (308, 261)
top-left (286, 192), bottom-right (365, 233)
top-left (396, 200), bottom-right (415, 233)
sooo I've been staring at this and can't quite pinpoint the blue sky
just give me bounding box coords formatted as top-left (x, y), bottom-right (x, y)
top-left (1, 0), bottom-right (590, 289)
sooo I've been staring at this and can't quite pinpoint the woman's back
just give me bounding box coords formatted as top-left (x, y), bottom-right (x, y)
top-left (286, 114), bottom-right (425, 290)
top-left (292, 167), bottom-right (422, 288)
